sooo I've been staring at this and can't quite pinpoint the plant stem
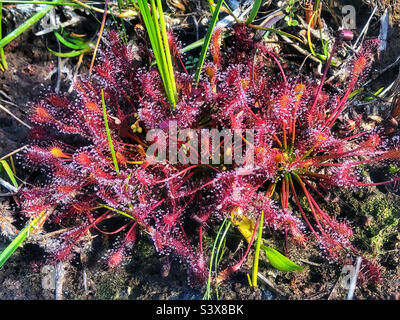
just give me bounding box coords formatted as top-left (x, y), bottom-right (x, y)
top-left (204, 218), bottom-right (226, 300)
top-left (89, 0), bottom-right (108, 74)
top-left (251, 210), bottom-right (263, 287)
top-left (0, 1), bottom-right (7, 70)
top-left (101, 89), bottom-right (120, 174)
top-left (214, 220), bottom-right (231, 298)
top-left (194, 0), bottom-right (223, 85)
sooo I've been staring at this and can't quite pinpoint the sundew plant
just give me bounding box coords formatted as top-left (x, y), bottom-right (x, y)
top-left (7, 22), bottom-right (400, 287)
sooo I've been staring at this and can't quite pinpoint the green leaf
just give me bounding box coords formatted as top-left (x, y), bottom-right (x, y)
top-left (246, 0), bottom-right (263, 25)
top-left (0, 2), bottom-right (8, 70)
top-left (389, 165), bottom-right (400, 174)
top-left (47, 47), bottom-right (88, 57)
top-left (261, 245), bottom-right (303, 271)
top-left (60, 29), bottom-right (90, 47)
top-left (0, 224), bottom-right (29, 268)
top-left (0, 160), bottom-right (18, 188)
top-left (348, 88), bottom-right (363, 99)
top-left (54, 30), bottom-right (88, 50)
top-left (363, 87), bottom-right (384, 101)
top-left (0, 210), bottom-right (47, 269)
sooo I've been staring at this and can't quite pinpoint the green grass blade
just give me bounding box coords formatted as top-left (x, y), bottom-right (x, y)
top-left (0, 159), bottom-right (18, 188)
top-left (251, 210), bottom-right (263, 287)
top-left (101, 89), bottom-right (119, 174)
top-left (246, 0), bottom-right (263, 25)
top-left (99, 204), bottom-right (135, 220)
top-left (0, 210), bottom-right (47, 269)
top-left (116, 0), bottom-right (128, 43)
top-left (181, 38), bottom-right (205, 53)
top-left (0, 3), bottom-right (53, 49)
top-left (54, 30), bottom-right (88, 50)
top-left (194, 0), bottom-right (224, 85)
top-left (204, 218), bottom-right (227, 300)
top-left (149, 0), bottom-right (173, 103)
top-left (214, 220), bottom-right (231, 299)
top-left (59, 29), bottom-right (90, 46)
top-left (250, 25), bottom-right (303, 43)
top-left (0, 1), bottom-right (76, 5)
top-left (47, 47), bottom-right (88, 57)
top-left (156, 0), bottom-right (177, 102)
top-left (0, 225), bottom-right (29, 268)
top-left (135, 0), bottom-right (176, 107)
top-left (181, 32), bottom-right (232, 53)
top-left (0, 2), bottom-right (7, 70)
top-left (136, 0), bottom-right (167, 90)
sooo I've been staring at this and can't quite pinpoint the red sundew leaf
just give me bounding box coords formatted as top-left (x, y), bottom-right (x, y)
top-left (350, 39), bottom-right (379, 81)
top-left (107, 246), bottom-right (125, 269)
top-left (46, 94), bottom-right (71, 109)
top-left (84, 101), bottom-right (101, 113)
top-left (210, 28), bottom-right (222, 67)
top-left (73, 152), bottom-right (93, 167)
top-left (14, 26), bottom-right (392, 287)
top-left (49, 147), bottom-right (71, 159)
top-left (52, 243), bottom-right (75, 262)
top-left (31, 103), bottom-right (56, 124)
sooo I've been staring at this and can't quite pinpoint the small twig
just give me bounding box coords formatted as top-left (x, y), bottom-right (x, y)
top-left (68, 53), bottom-right (84, 93)
top-left (307, 290), bottom-right (330, 300)
top-left (0, 145), bottom-right (28, 161)
top-left (55, 261), bottom-right (65, 300)
top-left (364, 55), bottom-right (400, 88)
top-left (49, 9), bottom-right (62, 93)
top-left (0, 177), bottom-right (17, 193)
top-left (70, 0), bottom-right (105, 13)
top-left (257, 272), bottom-right (288, 298)
top-left (28, 228), bottom-right (69, 243)
top-left (192, 15), bottom-right (199, 41)
top-left (0, 192), bottom-right (16, 197)
top-left (327, 277), bottom-right (341, 300)
top-left (299, 259), bottom-right (322, 267)
top-left (280, 34), bottom-right (322, 69)
top-left (0, 104), bottom-right (31, 129)
top-left (83, 268), bottom-right (88, 295)
top-left (89, 0), bottom-right (109, 74)
top-left (0, 99), bottom-right (24, 112)
top-left (378, 9), bottom-right (389, 53)
top-left (353, 5), bottom-right (378, 50)
top-left (0, 89), bottom-right (12, 101)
